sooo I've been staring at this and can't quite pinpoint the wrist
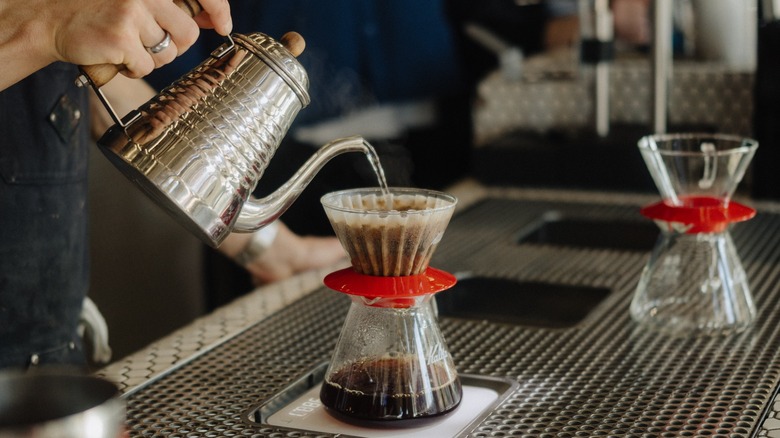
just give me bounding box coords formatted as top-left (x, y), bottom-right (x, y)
top-left (233, 222), bottom-right (280, 266)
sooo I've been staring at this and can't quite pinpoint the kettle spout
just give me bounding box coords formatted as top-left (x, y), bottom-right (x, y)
top-left (232, 135), bottom-right (380, 234)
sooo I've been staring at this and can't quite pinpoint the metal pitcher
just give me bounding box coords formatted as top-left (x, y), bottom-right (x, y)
top-left (0, 370), bottom-right (124, 438)
top-left (87, 31), bottom-right (373, 247)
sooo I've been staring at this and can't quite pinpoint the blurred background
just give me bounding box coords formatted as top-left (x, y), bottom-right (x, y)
top-left (87, 0), bottom-right (778, 362)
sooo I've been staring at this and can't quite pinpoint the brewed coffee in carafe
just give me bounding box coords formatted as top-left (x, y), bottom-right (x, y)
top-left (319, 294), bottom-right (461, 423)
top-left (320, 188), bottom-right (462, 424)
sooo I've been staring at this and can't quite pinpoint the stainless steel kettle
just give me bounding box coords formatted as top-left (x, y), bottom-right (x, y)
top-left (84, 29), bottom-right (376, 247)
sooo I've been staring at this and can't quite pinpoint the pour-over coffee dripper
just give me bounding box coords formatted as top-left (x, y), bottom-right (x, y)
top-left (631, 133), bottom-right (759, 335)
top-left (319, 188), bottom-right (462, 425)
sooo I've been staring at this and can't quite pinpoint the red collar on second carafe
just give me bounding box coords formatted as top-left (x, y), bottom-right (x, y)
top-left (640, 195), bottom-right (756, 233)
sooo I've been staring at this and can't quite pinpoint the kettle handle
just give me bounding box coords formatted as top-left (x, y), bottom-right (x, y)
top-left (79, 16), bottom-right (305, 128)
top-left (77, 0), bottom-right (204, 88)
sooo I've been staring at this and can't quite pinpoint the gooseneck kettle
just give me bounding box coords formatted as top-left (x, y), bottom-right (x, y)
top-left (80, 0), bottom-right (375, 247)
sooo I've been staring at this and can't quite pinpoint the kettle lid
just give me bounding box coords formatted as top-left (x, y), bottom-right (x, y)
top-left (232, 32), bottom-right (310, 107)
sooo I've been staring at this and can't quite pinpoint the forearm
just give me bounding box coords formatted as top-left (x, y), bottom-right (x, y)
top-left (0, 2), bottom-right (57, 91)
top-left (1, 0), bottom-right (232, 93)
top-left (219, 223), bottom-right (347, 285)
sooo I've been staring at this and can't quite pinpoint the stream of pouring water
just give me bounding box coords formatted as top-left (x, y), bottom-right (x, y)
top-left (362, 139), bottom-right (390, 196)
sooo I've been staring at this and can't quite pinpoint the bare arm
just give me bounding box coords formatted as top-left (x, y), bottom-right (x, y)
top-left (222, 222), bottom-right (347, 286)
top-left (0, 0), bottom-right (231, 92)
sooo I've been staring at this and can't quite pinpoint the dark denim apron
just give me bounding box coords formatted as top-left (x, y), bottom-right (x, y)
top-left (0, 63), bottom-right (90, 369)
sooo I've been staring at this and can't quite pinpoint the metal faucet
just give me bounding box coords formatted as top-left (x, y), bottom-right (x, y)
top-left (651, 0), bottom-right (674, 134)
top-left (579, 0), bottom-right (614, 137)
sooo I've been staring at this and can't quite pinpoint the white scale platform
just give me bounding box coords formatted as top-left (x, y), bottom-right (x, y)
top-left (267, 377), bottom-right (513, 437)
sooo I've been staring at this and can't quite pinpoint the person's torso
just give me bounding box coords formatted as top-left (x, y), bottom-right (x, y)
top-left (0, 62), bottom-right (90, 368)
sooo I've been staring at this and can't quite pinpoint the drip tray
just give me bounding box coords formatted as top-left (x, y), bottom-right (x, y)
top-left (436, 276), bottom-right (611, 328)
top-left (517, 212), bottom-right (658, 252)
top-left (245, 363), bottom-right (517, 437)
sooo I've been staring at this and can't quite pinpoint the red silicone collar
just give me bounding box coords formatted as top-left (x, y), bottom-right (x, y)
top-left (640, 196), bottom-right (756, 233)
top-left (323, 267), bottom-right (457, 307)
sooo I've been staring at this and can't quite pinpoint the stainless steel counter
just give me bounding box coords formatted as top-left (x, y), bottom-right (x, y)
top-left (98, 180), bottom-right (780, 437)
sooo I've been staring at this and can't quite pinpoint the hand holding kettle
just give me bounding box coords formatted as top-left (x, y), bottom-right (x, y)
top-left (0, 0), bottom-right (232, 91)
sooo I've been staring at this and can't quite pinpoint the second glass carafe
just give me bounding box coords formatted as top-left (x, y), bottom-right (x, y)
top-left (631, 134), bottom-right (758, 335)
top-left (631, 228), bottom-right (753, 334)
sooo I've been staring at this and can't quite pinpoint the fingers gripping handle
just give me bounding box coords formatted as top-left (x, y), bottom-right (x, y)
top-left (77, 23), bottom-right (304, 89)
top-left (77, 0), bottom-right (203, 88)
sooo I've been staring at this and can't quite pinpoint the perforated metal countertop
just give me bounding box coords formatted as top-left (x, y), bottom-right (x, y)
top-left (97, 181), bottom-right (780, 437)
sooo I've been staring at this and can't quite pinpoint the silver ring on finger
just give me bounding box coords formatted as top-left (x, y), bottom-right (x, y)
top-left (146, 31), bottom-right (172, 54)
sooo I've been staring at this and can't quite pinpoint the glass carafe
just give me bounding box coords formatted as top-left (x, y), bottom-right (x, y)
top-left (632, 227), bottom-right (753, 334)
top-left (320, 294), bottom-right (461, 423)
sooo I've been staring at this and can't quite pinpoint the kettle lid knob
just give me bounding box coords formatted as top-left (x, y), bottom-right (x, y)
top-left (280, 32), bottom-right (305, 57)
